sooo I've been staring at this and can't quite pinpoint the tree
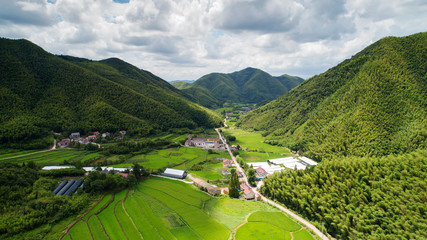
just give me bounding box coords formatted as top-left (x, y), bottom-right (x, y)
top-left (228, 169), bottom-right (240, 198)
top-left (247, 168), bottom-right (256, 186)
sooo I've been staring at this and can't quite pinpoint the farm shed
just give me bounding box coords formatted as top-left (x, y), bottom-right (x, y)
top-left (162, 168), bottom-right (187, 179)
top-left (57, 179), bottom-right (75, 195)
top-left (52, 180), bottom-right (68, 194)
top-left (299, 156), bottom-right (318, 166)
top-left (64, 179), bottom-right (84, 196)
top-left (244, 188), bottom-right (255, 200)
top-left (193, 178), bottom-right (221, 196)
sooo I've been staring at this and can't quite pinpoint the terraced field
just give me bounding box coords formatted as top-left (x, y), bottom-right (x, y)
top-left (63, 177), bottom-right (317, 240)
top-left (0, 149), bottom-right (100, 165)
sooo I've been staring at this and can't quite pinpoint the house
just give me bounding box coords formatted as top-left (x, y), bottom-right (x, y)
top-left (222, 169), bottom-right (230, 176)
top-left (57, 138), bottom-right (71, 148)
top-left (162, 168), bottom-right (187, 179)
top-left (193, 178), bottom-right (221, 196)
top-left (69, 132), bottom-right (80, 139)
top-left (120, 130), bottom-right (127, 136)
top-left (87, 135), bottom-right (97, 141)
top-left (237, 171), bottom-right (244, 178)
top-left (93, 131), bottom-right (100, 136)
top-left (102, 132), bottom-right (110, 139)
top-left (223, 159), bottom-right (233, 167)
top-left (243, 188), bottom-right (255, 200)
top-left (118, 173), bottom-right (129, 178)
top-left (240, 182), bottom-right (249, 191)
top-left (255, 167), bottom-right (269, 179)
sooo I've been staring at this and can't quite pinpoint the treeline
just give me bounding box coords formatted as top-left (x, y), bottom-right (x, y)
top-left (261, 149), bottom-right (427, 239)
top-left (0, 163), bottom-right (89, 238)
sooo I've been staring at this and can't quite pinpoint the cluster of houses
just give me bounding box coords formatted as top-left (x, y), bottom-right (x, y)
top-left (221, 158), bottom-right (243, 177)
top-left (185, 134), bottom-right (225, 151)
top-left (57, 130), bottom-right (126, 148)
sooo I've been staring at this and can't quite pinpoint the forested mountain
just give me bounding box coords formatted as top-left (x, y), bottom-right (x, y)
top-left (239, 32), bottom-right (427, 160)
top-left (0, 38), bottom-right (222, 148)
top-left (179, 68), bottom-right (304, 108)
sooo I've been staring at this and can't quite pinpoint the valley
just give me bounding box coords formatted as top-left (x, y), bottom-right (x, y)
top-left (0, 32), bottom-right (425, 240)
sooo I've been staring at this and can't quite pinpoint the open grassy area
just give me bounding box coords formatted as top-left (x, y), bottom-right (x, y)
top-left (0, 149), bottom-right (40, 159)
top-left (0, 149), bottom-right (99, 166)
top-left (222, 128), bottom-right (291, 155)
top-left (65, 177), bottom-right (316, 240)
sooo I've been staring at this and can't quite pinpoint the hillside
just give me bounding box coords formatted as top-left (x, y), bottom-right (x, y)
top-left (0, 38), bottom-right (222, 148)
top-left (170, 80), bottom-right (192, 89)
top-left (239, 32), bottom-right (427, 160)
top-left (182, 68), bottom-right (304, 108)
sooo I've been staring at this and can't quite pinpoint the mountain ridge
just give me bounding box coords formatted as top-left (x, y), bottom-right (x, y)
top-left (179, 67), bottom-right (304, 108)
top-left (239, 32), bottom-right (427, 160)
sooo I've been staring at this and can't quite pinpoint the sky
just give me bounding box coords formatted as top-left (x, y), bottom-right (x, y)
top-left (0, 0), bottom-right (426, 81)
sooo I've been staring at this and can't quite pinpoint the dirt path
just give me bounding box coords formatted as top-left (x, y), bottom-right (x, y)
top-left (0, 139), bottom-right (56, 160)
top-left (215, 128), bottom-right (331, 240)
top-left (232, 221), bottom-right (247, 240)
top-left (122, 189), bottom-right (144, 240)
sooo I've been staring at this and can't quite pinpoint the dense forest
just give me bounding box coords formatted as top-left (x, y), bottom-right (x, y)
top-left (0, 38), bottom-right (222, 148)
top-left (261, 149), bottom-right (427, 239)
top-left (239, 32), bottom-right (427, 160)
top-left (178, 67), bottom-right (304, 108)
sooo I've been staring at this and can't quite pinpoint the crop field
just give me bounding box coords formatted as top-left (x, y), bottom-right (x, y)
top-left (235, 211), bottom-right (315, 240)
top-left (0, 149), bottom-right (100, 165)
top-left (64, 177), bottom-right (316, 240)
top-left (0, 149), bottom-right (40, 159)
top-left (223, 128), bottom-right (291, 154)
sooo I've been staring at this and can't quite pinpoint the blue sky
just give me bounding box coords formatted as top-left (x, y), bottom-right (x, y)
top-left (0, 0), bottom-right (426, 81)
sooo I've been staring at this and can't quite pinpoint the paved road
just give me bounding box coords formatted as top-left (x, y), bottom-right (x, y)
top-left (216, 128), bottom-right (331, 240)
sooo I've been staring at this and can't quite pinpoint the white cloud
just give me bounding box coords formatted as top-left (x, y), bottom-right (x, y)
top-left (0, 0), bottom-right (426, 80)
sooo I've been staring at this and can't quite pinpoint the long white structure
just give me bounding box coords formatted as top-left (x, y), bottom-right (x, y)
top-left (299, 156), bottom-right (318, 166)
top-left (162, 168), bottom-right (187, 179)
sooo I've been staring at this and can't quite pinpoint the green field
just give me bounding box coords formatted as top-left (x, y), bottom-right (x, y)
top-left (223, 128), bottom-right (291, 155)
top-left (236, 211), bottom-right (309, 240)
top-left (0, 149), bottom-right (40, 159)
top-left (0, 149), bottom-right (100, 166)
top-left (65, 177), bottom-right (316, 240)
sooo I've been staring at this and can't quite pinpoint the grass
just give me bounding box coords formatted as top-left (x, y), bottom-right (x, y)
top-left (68, 221), bottom-right (92, 240)
top-left (115, 200), bottom-right (143, 240)
top-left (0, 149), bottom-right (40, 159)
top-left (97, 190), bottom-right (127, 240)
top-left (248, 211), bottom-right (301, 232)
top-left (204, 198), bottom-right (277, 230)
top-left (64, 177), bottom-right (316, 240)
top-left (88, 216), bottom-right (109, 240)
top-left (0, 149), bottom-right (97, 166)
top-left (293, 229), bottom-right (316, 240)
top-left (235, 222), bottom-right (285, 240)
top-left (222, 128), bottom-right (290, 154)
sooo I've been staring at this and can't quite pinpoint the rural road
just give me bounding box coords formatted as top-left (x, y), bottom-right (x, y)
top-left (216, 128), bottom-right (331, 240)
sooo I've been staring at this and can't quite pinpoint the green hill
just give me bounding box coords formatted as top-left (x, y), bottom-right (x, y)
top-left (239, 32), bottom-right (427, 160)
top-left (170, 80), bottom-right (194, 89)
top-left (183, 68), bottom-right (304, 107)
top-left (0, 38), bottom-right (222, 148)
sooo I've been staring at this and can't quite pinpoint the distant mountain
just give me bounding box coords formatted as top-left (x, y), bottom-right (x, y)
top-left (182, 68), bottom-right (304, 108)
top-left (170, 81), bottom-right (193, 89)
top-left (0, 38), bottom-right (222, 148)
top-left (239, 32), bottom-right (427, 160)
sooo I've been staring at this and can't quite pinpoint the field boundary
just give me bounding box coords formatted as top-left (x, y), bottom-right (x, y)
top-left (113, 200), bottom-right (129, 240)
top-left (122, 189), bottom-right (144, 240)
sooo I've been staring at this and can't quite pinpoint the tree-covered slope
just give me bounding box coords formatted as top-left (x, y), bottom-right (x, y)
top-left (0, 38), bottom-right (221, 147)
top-left (239, 32), bottom-right (427, 160)
top-left (261, 149), bottom-right (427, 240)
top-left (170, 80), bottom-right (192, 89)
top-left (184, 67), bottom-right (304, 107)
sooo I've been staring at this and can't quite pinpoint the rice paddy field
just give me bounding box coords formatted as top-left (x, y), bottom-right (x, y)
top-left (63, 177), bottom-right (316, 240)
top-left (0, 149), bottom-right (100, 166)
